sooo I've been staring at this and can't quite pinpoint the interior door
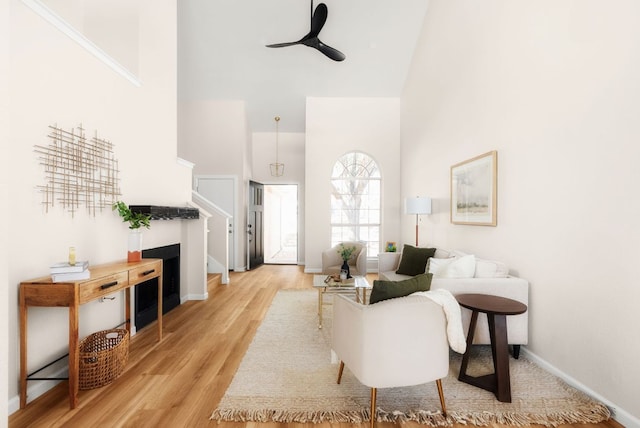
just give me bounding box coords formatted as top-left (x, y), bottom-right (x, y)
top-left (195, 176), bottom-right (235, 270)
top-left (248, 180), bottom-right (264, 269)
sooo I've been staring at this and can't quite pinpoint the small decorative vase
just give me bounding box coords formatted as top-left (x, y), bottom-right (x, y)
top-left (127, 229), bottom-right (143, 262)
top-left (341, 260), bottom-right (351, 278)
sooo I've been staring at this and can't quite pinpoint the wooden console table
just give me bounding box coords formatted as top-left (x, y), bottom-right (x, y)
top-left (19, 258), bottom-right (163, 409)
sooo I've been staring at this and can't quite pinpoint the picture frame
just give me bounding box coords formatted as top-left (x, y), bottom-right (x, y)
top-left (385, 241), bottom-right (397, 252)
top-left (450, 150), bottom-right (497, 226)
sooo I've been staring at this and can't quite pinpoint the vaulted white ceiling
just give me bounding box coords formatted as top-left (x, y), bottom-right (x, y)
top-left (178, 0), bottom-right (430, 133)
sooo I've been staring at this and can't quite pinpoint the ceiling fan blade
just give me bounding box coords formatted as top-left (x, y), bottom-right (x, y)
top-left (264, 1), bottom-right (345, 61)
top-left (309, 3), bottom-right (328, 38)
top-left (317, 40), bottom-right (346, 62)
top-left (266, 41), bottom-right (301, 48)
top-left (267, 1), bottom-right (326, 48)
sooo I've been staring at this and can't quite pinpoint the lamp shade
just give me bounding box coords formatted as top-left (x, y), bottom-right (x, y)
top-left (405, 196), bottom-right (432, 215)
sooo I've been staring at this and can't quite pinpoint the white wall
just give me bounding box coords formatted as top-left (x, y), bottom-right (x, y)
top-left (41, 0), bottom-right (140, 75)
top-left (252, 131), bottom-right (306, 264)
top-left (305, 97), bottom-right (402, 272)
top-left (402, 0), bottom-right (640, 422)
top-left (178, 100), bottom-right (249, 177)
top-left (7, 0), bottom-right (192, 412)
top-left (178, 100), bottom-right (251, 270)
top-left (1, 0), bottom-right (9, 423)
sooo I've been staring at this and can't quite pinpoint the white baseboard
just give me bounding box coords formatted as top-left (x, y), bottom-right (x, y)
top-left (8, 365), bottom-right (67, 415)
top-left (521, 348), bottom-right (639, 427)
top-left (183, 293), bottom-right (208, 301)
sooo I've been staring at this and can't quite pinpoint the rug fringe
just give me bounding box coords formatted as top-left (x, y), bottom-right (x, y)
top-left (211, 403), bottom-right (611, 426)
top-left (210, 408), bottom-right (370, 424)
top-left (447, 405), bottom-right (612, 427)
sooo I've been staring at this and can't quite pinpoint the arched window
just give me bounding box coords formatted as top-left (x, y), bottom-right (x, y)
top-left (330, 152), bottom-right (381, 257)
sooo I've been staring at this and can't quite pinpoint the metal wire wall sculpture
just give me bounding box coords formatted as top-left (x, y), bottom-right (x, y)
top-left (34, 124), bottom-right (121, 217)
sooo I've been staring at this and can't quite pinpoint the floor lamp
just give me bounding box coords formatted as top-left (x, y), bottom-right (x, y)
top-left (405, 196), bottom-right (432, 246)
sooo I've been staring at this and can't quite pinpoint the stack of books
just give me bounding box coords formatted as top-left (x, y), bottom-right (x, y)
top-left (50, 260), bottom-right (90, 282)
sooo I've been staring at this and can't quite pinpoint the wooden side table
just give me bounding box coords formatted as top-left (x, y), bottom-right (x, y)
top-left (456, 293), bottom-right (527, 403)
top-left (19, 259), bottom-right (163, 409)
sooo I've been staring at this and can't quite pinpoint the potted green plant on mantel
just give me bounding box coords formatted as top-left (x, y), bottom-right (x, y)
top-left (337, 243), bottom-right (356, 278)
top-left (112, 201), bottom-right (151, 262)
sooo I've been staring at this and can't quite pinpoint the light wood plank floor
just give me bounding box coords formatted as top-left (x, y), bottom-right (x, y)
top-left (9, 265), bottom-right (623, 428)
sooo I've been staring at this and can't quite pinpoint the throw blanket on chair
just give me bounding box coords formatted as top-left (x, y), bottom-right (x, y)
top-left (411, 289), bottom-right (467, 354)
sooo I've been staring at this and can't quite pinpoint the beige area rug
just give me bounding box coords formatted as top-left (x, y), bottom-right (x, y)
top-left (211, 290), bottom-right (610, 426)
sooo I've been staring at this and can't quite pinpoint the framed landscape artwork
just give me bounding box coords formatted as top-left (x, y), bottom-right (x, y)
top-left (450, 150), bottom-right (497, 226)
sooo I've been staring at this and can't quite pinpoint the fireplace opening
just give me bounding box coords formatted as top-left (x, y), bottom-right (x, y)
top-left (135, 243), bottom-right (181, 331)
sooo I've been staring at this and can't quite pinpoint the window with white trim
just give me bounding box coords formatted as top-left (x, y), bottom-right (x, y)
top-left (330, 152), bottom-right (381, 258)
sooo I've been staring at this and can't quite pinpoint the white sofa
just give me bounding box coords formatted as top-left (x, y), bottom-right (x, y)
top-left (378, 248), bottom-right (529, 357)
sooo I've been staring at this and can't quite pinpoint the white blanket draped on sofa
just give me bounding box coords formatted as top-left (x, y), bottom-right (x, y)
top-left (412, 289), bottom-right (467, 354)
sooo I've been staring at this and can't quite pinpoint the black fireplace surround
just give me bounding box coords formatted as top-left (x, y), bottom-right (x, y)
top-left (136, 243), bottom-right (181, 331)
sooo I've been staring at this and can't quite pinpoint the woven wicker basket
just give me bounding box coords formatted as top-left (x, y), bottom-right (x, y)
top-left (79, 328), bottom-right (129, 390)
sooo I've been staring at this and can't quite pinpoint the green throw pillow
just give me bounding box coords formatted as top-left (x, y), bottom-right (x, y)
top-left (369, 273), bottom-right (433, 304)
top-left (395, 245), bottom-right (436, 276)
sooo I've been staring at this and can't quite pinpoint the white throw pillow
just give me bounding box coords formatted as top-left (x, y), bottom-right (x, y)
top-left (434, 248), bottom-right (469, 259)
top-left (428, 255), bottom-right (476, 278)
top-left (434, 248), bottom-right (454, 259)
top-left (474, 258), bottom-right (509, 278)
top-left (428, 257), bottom-right (452, 273)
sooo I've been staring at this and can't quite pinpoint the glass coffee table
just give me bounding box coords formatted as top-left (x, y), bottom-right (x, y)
top-left (312, 275), bottom-right (371, 329)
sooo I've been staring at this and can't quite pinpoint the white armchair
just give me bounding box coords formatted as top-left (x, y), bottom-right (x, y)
top-left (322, 241), bottom-right (367, 276)
top-left (331, 294), bottom-right (449, 427)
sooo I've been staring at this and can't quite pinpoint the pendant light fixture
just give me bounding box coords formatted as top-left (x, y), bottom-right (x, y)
top-left (270, 116), bottom-right (285, 177)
